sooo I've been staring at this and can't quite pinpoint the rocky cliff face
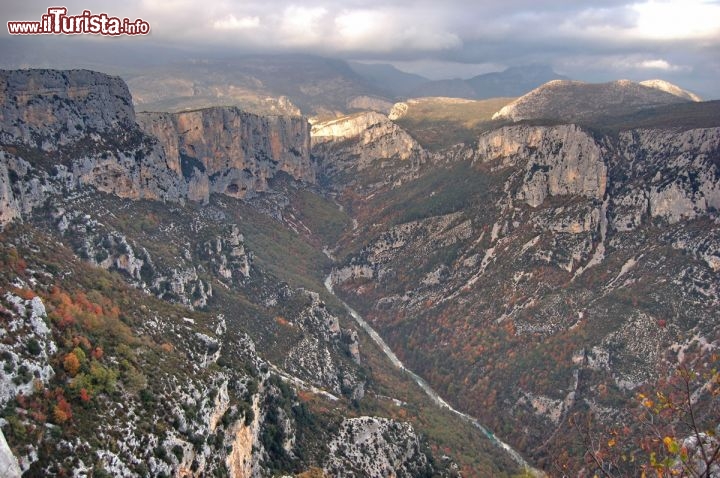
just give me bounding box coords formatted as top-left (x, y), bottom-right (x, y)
top-left (470, 124), bottom-right (720, 226)
top-left (0, 69), bottom-right (315, 228)
top-left (0, 69), bottom-right (185, 216)
top-left (0, 69), bottom-right (135, 148)
top-left (475, 124), bottom-right (607, 207)
top-left (325, 417), bottom-right (437, 477)
top-left (137, 109), bottom-right (313, 203)
top-left (613, 128), bottom-right (720, 225)
top-left (311, 112), bottom-right (427, 189)
top-left (312, 112), bottom-right (426, 166)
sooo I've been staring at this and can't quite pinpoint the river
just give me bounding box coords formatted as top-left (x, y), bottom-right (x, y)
top-left (324, 275), bottom-right (544, 476)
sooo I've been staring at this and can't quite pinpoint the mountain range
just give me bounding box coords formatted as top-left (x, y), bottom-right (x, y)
top-left (0, 40), bottom-right (602, 116)
top-left (407, 65), bottom-right (568, 100)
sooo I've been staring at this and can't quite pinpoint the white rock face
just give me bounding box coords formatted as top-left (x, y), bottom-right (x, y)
top-left (283, 291), bottom-right (363, 398)
top-left (0, 160), bottom-right (21, 226)
top-left (615, 128), bottom-right (720, 225)
top-left (0, 293), bottom-right (56, 407)
top-left (137, 108), bottom-right (314, 202)
top-left (203, 224), bottom-right (252, 284)
top-left (475, 124), bottom-right (720, 226)
top-left (0, 69), bottom-right (135, 147)
top-left (325, 417), bottom-right (432, 477)
top-left (388, 101), bottom-right (409, 120)
top-left (331, 264), bottom-right (375, 284)
top-left (0, 429), bottom-right (22, 477)
top-left (476, 124), bottom-right (607, 207)
top-left (226, 394), bottom-right (262, 478)
top-left (311, 112), bottom-right (426, 169)
top-left (640, 79), bottom-right (702, 102)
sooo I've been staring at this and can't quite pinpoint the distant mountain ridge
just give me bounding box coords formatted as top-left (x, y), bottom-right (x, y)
top-left (409, 65), bottom-right (568, 99)
top-left (127, 55), bottom-right (391, 117)
top-left (348, 62), bottom-right (430, 98)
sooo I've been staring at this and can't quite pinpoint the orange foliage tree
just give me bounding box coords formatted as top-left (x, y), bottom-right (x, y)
top-left (567, 355), bottom-right (719, 478)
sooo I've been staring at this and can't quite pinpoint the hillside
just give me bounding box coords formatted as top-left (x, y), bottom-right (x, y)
top-left (640, 79), bottom-right (702, 102)
top-left (388, 97), bottom-right (515, 150)
top-left (313, 104), bottom-right (720, 475)
top-left (492, 79), bottom-right (692, 123)
top-left (0, 69), bottom-right (523, 477)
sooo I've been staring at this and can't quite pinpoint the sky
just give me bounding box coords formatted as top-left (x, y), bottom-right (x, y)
top-left (2, 0), bottom-right (720, 98)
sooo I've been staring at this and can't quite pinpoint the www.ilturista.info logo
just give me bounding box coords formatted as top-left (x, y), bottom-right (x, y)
top-left (7, 7), bottom-right (150, 35)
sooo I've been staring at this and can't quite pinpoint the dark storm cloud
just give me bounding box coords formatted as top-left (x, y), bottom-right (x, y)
top-left (2, 0), bottom-right (719, 97)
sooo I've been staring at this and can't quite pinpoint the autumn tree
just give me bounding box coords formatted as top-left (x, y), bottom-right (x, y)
top-left (567, 355), bottom-right (719, 478)
top-left (63, 352), bottom-right (81, 376)
top-left (52, 393), bottom-right (72, 424)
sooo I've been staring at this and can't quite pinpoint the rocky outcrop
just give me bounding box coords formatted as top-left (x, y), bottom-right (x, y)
top-left (492, 79), bottom-right (690, 123)
top-left (0, 430), bottom-right (21, 478)
top-left (0, 69), bottom-right (316, 228)
top-left (346, 96), bottom-right (394, 114)
top-left (201, 225), bottom-right (252, 285)
top-left (0, 69), bottom-right (183, 223)
top-left (639, 79), bottom-right (702, 102)
top-left (283, 290), bottom-right (363, 399)
top-left (611, 128), bottom-right (720, 226)
top-left (0, 292), bottom-right (56, 407)
top-left (325, 417), bottom-right (436, 477)
top-left (136, 108), bottom-right (314, 202)
top-left (0, 69), bottom-right (135, 148)
top-left (472, 124), bottom-right (720, 224)
top-left (0, 70), bottom-right (185, 216)
top-left (475, 124), bottom-right (607, 207)
top-left (0, 158), bottom-right (22, 225)
top-left (312, 112), bottom-right (426, 170)
top-left (54, 208), bottom-right (216, 309)
top-left (388, 101), bottom-right (409, 121)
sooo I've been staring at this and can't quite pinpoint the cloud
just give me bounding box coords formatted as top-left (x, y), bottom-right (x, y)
top-left (2, 0), bottom-right (719, 97)
top-left (213, 15), bottom-right (260, 30)
top-left (334, 8), bottom-right (461, 52)
top-left (638, 59), bottom-right (682, 71)
top-left (277, 6), bottom-right (329, 47)
top-left (631, 0), bottom-right (720, 40)
top-left (553, 54), bottom-right (691, 74)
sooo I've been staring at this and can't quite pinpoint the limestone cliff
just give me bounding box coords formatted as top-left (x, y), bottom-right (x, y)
top-left (312, 112), bottom-right (425, 168)
top-left (137, 108), bottom-right (313, 202)
top-left (0, 69), bottom-right (185, 212)
top-left (474, 124), bottom-right (607, 207)
top-left (0, 69), bottom-right (316, 227)
top-left (0, 69), bottom-right (135, 148)
top-left (471, 124), bottom-right (720, 225)
top-left (612, 127), bottom-right (720, 225)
